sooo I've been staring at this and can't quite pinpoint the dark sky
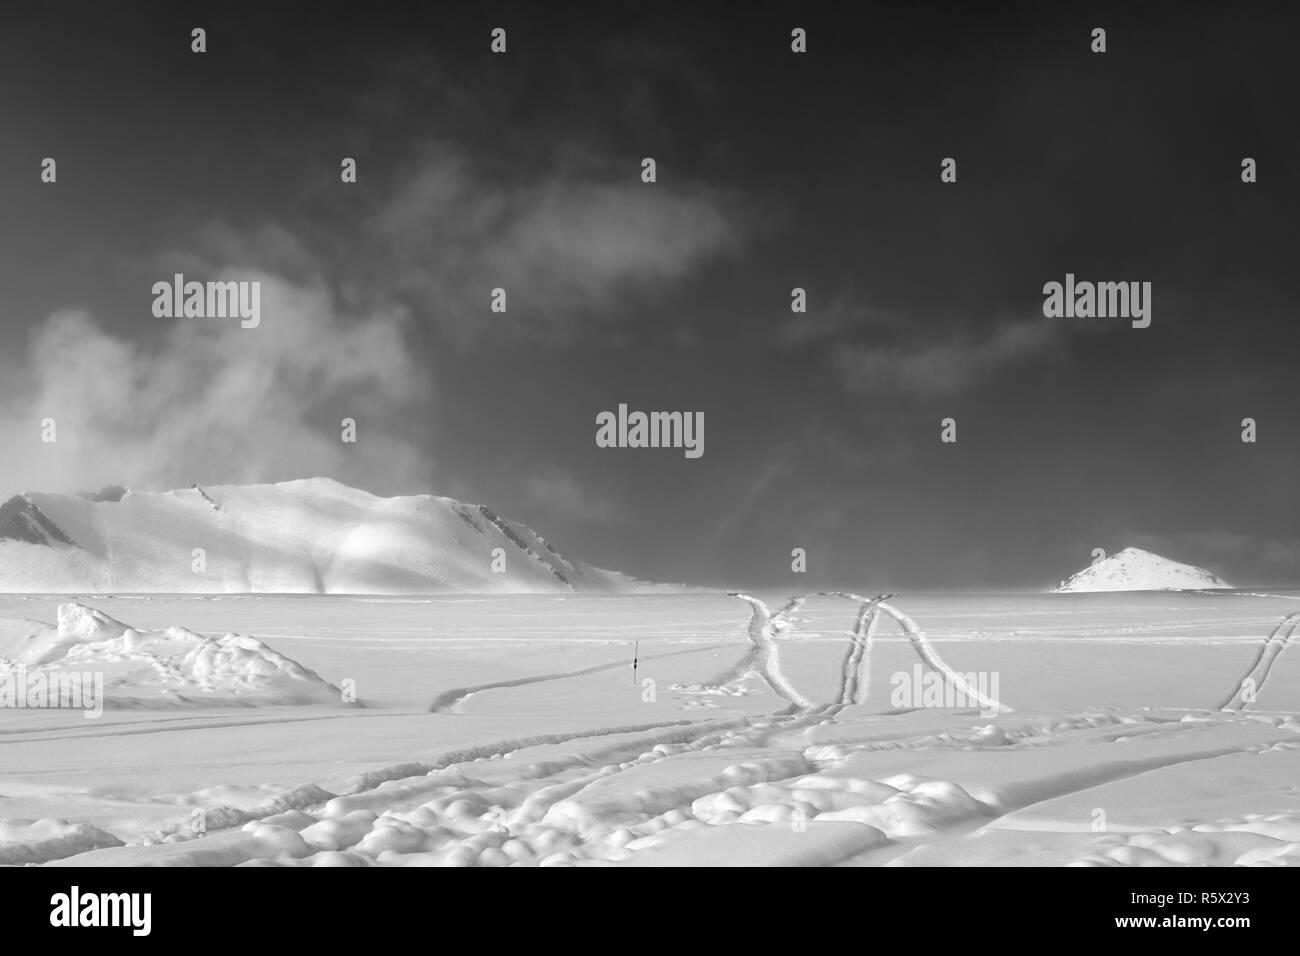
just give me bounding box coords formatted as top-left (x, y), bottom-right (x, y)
top-left (0, 1), bottom-right (1296, 590)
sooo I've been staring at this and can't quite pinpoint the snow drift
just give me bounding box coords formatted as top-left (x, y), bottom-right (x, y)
top-left (0, 478), bottom-right (645, 594)
top-left (1054, 547), bottom-right (1232, 593)
top-left (0, 601), bottom-right (343, 707)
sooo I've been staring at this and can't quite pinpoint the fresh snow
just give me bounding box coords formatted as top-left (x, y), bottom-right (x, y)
top-left (0, 478), bottom-right (648, 594)
top-left (1054, 547), bottom-right (1232, 593)
top-left (1, 589), bottom-right (1297, 867)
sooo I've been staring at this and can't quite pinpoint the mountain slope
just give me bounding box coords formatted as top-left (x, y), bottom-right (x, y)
top-left (0, 478), bottom-right (647, 594)
top-left (1053, 547), bottom-right (1232, 593)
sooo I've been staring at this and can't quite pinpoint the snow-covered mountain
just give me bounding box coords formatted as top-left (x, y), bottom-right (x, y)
top-left (0, 478), bottom-right (648, 594)
top-left (1053, 547), bottom-right (1232, 593)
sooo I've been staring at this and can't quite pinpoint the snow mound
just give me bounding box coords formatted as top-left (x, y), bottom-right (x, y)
top-left (57, 602), bottom-right (130, 643)
top-left (1054, 547), bottom-right (1232, 593)
top-left (0, 818), bottom-right (123, 865)
top-left (0, 602), bottom-right (345, 708)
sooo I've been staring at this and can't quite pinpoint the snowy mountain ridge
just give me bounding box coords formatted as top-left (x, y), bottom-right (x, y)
top-left (1053, 547), bottom-right (1232, 593)
top-left (0, 478), bottom-right (650, 594)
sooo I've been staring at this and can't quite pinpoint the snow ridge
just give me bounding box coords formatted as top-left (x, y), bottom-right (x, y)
top-left (0, 478), bottom-right (648, 595)
top-left (0, 495), bottom-right (77, 547)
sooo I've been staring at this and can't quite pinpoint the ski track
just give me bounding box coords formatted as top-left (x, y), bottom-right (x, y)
top-left (834, 597), bottom-right (878, 710)
top-left (825, 591), bottom-right (1011, 716)
top-left (28, 592), bottom-right (854, 864)
top-left (24, 592), bottom-right (1300, 867)
top-left (727, 592), bottom-right (812, 708)
top-left (428, 642), bottom-right (729, 713)
top-left (1219, 611), bottom-right (1300, 712)
top-left (816, 592), bottom-right (889, 716)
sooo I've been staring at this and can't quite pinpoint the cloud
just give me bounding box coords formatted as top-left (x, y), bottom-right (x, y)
top-left (0, 141), bottom-right (741, 499)
top-left (0, 272), bottom-right (432, 499)
top-left (832, 317), bottom-right (1067, 396)
top-left (365, 148), bottom-right (740, 340)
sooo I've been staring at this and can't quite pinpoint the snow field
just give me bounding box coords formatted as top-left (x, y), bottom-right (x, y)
top-left (2, 589), bottom-right (1298, 866)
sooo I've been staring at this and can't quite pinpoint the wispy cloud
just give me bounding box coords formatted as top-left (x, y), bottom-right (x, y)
top-left (0, 271), bottom-right (431, 499)
top-left (365, 147), bottom-right (740, 340)
top-left (832, 316), bottom-right (1067, 396)
top-left (0, 134), bottom-right (744, 498)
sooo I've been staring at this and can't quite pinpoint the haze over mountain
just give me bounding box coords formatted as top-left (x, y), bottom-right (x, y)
top-left (1054, 547), bottom-right (1233, 593)
top-left (0, 478), bottom-right (649, 594)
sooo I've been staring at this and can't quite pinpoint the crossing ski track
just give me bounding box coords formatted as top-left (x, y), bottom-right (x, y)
top-left (823, 591), bottom-right (1010, 715)
top-left (722, 593), bottom-right (813, 708)
top-left (25, 591), bottom-right (1300, 867)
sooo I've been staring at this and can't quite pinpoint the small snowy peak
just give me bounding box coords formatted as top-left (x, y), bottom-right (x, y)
top-left (1054, 547), bottom-right (1232, 593)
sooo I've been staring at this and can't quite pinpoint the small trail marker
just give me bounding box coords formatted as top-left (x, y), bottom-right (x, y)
top-left (632, 641), bottom-right (639, 685)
